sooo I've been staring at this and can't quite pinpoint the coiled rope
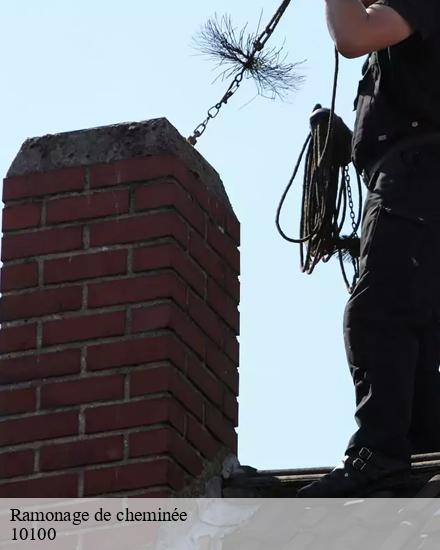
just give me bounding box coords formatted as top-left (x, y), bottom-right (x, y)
top-left (275, 48), bottom-right (363, 292)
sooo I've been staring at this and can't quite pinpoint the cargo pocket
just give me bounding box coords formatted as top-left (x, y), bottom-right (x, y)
top-left (364, 206), bottom-right (423, 273)
top-left (358, 200), bottom-right (381, 272)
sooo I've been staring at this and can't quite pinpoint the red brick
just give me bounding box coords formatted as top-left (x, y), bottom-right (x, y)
top-left (131, 303), bottom-right (173, 333)
top-left (129, 428), bottom-right (203, 477)
top-left (47, 189), bottom-right (129, 224)
top-left (2, 202), bottom-right (41, 231)
top-left (85, 397), bottom-right (184, 434)
top-left (0, 474), bottom-right (78, 497)
top-left (90, 155), bottom-right (178, 188)
top-left (0, 387), bottom-right (36, 416)
top-left (172, 311), bottom-right (207, 359)
top-left (131, 302), bottom-right (206, 359)
top-left (224, 330), bottom-right (240, 364)
top-left (168, 161), bottom-right (211, 211)
top-left (44, 249), bottom-right (127, 284)
top-left (223, 390), bottom-right (239, 427)
top-left (135, 180), bottom-right (206, 235)
top-left (130, 365), bottom-right (203, 420)
top-left (186, 352), bottom-right (223, 406)
top-left (206, 342), bottom-right (239, 395)
top-left (90, 155), bottom-right (211, 211)
top-left (1, 226), bottom-right (83, 261)
top-left (42, 311), bottom-right (125, 346)
top-left (224, 266), bottom-right (240, 302)
top-left (0, 286), bottom-right (82, 322)
top-left (0, 349), bottom-right (81, 385)
top-left (0, 450), bottom-right (34, 479)
top-left (188, 291), bottom-right (224, 347)
top-left (89, 211), bottom-right (188, 248)
top-left (1, 262), bottom-right (38, 291)
top-left (187, 416), bottom-right (221, 460)
top-left (87, 333), bottom-right (185, 371)
top-left (40, 435), bottom-right (124, 471)
top-left (128, 428), bottom-right (168, 455)
top-left (189, 231), bottom-right (239, 302)
top-left (205, 407), bottom-right (237, 452)
top-left (41, 375), bottom-right (124, 408)
top-left (208, 196), bottom-right (229, 230)
top-left (84, 459), bottom-right (184, 496)
top-left (189, 230), bottom-right (224, 285)
top-left (117, 346), bottom-right (177, 376)
top-left (0, 323), bottom-right (37, 354)
top-left (3, 167), bottom-right (85, 201)
top-left (88, 272), bottom-right (186, 309)
top-left (226, 211), bottom-right (240, 246)
top-left (207, 278), bottom-right (239, 333)
top-left (207, 221), bottom-right (240, 274)
top-left (133, 242), bottom-right (206, 296)
top-left (0, 410), bottom-right (78, 446)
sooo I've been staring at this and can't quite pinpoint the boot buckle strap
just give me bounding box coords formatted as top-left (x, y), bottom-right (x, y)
top-left (352, 458), bottom-right (367, 471)
top-left (359, 447), bottom-right (373, 461)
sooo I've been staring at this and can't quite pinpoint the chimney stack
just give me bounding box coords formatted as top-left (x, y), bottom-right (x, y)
top-left (0, 119), bottom-right (240, 497)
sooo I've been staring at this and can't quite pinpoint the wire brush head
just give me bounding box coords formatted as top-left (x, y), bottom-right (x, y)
top-left (193, 13), bottom-right (304, 100)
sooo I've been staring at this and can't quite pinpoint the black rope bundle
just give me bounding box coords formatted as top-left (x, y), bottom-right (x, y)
top-left (276, 49), bottom-right (363, 292)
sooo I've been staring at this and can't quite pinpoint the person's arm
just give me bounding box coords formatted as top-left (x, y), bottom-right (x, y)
top-left (325, 0), bottom-right (413, 58)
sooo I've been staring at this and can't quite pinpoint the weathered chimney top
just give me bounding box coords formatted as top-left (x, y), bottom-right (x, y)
top-left (7, 118), bottom-right (230, 207)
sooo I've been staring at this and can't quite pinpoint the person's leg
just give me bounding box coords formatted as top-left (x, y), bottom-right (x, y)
top-left (343, 284), bottom-right (417, 462)
top-left (298, 194), bottom-right (421, 497)
top-left (343, 192), bottom-right (425, 462)
top-left (409, 319), bottom-right (440, 454)
top-left (409, 219), bottom-right (440, 455)
top-left (344, 279), bottom-right (419, 462)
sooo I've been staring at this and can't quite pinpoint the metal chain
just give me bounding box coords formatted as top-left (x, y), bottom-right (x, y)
top-left (342, 167), bottom-right (360, 293)
top-left (188, 0), bottom-right (293, 146)
top-left (344, 166), bottom-right (358, 236)
top-left (255, 0), bottom-right (292, 50)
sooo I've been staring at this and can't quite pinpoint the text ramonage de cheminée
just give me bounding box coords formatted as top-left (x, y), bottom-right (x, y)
top-left (10, 507), bottom-right (188, 526)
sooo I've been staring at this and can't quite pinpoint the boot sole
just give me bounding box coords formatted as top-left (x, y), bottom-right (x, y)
top-left (360, 472), bottom-right (413, 498)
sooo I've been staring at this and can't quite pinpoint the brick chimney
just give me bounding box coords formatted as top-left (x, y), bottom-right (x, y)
top-left (0, 119), bottom-right (239, 497)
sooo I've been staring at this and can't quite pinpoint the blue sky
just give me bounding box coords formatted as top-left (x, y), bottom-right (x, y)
top-left (0, 1), bottom-right (366, 469)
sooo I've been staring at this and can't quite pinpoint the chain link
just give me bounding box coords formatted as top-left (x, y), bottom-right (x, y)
top-left (342, 166), bottom-right (360, 292)
top-left (188, 0), bottom-right (293, 146)
top-left (344, 166), bottom-right (358, 237)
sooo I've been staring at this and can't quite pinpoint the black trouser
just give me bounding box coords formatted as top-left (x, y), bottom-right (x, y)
top-left (344, 146), bottom-right (440, 462)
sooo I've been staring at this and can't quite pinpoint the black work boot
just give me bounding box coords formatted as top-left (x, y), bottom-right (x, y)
top-left (296, 447), bottom-right (411, 498)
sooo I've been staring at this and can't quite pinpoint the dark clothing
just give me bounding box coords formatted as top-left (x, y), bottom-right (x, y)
top-left (345, 155), bottom-right (440, 461)
top-left (365, 135), bottom-right (440, 219)
top-left (344, 0), bottom-right (440, 461)
top-left (376, 0), bottom-right (440, 39)
top-left (352, 0), bottom-right (440, 176)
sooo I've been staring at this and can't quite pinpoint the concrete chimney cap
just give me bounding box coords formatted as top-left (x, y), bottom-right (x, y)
top-left (7, 117), bottom-right (232, 208)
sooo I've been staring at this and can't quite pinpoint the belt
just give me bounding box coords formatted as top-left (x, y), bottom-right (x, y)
top-left (362, 131), bottom-right (440, 189)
